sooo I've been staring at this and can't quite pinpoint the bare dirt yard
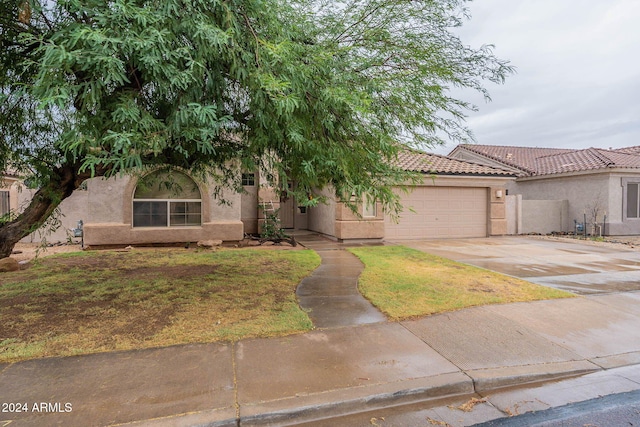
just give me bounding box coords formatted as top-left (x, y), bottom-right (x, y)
top-left (11, 242), bottom-right (84, 262)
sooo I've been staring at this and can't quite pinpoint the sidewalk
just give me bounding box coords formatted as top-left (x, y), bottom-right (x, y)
top-left (3, 238), bottom-right (640, 426)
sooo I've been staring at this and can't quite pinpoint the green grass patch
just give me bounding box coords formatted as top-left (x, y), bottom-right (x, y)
top-left (349, 245), bottom-right (573, 320)
top-left (0, 248), bottom-right (320, 363)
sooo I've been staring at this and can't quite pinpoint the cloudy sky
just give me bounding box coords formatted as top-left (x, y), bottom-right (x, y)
top-left (432, 0), bottom-right (640, 155)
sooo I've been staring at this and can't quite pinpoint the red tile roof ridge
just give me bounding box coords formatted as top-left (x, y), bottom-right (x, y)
top-left (395, 148), bottom-right (517, 176)
top-left (453, 144), bottom-right (570, 174)
top-left (588, 147), bottom-right (617, 167)
top-left (457, 143), bottom-right (573, 151)
top-left (611, 145), bottom-right (640, 154)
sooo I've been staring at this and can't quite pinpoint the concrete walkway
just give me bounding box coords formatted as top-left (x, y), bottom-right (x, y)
top-left (294, 233), bottom-right (386, 328)
top-left (4, 238), bottom-right (640, 426)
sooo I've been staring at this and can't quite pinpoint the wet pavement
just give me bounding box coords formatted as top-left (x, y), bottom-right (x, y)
top-left (0, 343), bottom-right (236, 426)
top-left (5, 235), bottom-right (640, 425)
top-left (6, 289), bottom-right (640, 426)
top-left (294, 233), bottom-right (386, 328)
top-left (300, 365), bottom-right (640, 427)
top-left (399, 236), bottom-right (640, 295)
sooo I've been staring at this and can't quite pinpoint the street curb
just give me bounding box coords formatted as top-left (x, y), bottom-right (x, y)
top-left (111, 407), bottom-right (238, 427)
top-left (467, 360), bottom-right (601, 392)
top-left (239, 372), bottom-right (473, 426)
top-left (113, 363), bottom-right (607, 427)
top-left (237, 363), bottom-right (602, 426)
top-left (590, 351), bottom-right (640, 369)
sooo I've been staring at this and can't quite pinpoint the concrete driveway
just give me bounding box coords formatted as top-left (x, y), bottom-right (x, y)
top-left (397, 236), bottom-right (640, 295)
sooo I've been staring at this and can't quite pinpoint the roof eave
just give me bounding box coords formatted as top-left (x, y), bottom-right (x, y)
top-left (418, 171), bottom-right (518, 178)
top-left (517, 167), bottom-right (640, 180)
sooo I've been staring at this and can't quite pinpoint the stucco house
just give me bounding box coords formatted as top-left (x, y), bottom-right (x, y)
top-left (449, 144), bottom-right (640, 235)
top-left (3, 150), bottom-right (516, 245)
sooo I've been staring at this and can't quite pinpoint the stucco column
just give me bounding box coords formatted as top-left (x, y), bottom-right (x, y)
top-left (334, 200), bottom-right (385, 241)
top-left (488, 187), bottom-right (508, 236)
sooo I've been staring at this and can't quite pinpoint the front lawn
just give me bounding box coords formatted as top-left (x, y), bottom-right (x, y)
top-left (349, 245), bottom-right (574, 320)
top-left (0, 248), bottom-right (320, 363)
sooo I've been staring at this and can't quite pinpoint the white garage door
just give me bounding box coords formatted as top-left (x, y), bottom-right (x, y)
top-left (385, 187), bottom-right (488, 239)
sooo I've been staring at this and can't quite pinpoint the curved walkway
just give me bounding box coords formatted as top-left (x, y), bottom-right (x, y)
top-left (294, 233), bottom-right (386, 328)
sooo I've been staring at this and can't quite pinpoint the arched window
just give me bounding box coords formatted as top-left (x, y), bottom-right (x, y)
top-left (133, 170), bottom-right (202, 227)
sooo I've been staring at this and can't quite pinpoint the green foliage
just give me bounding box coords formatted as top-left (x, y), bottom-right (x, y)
top-left (1, 0), bottom-right (512, 231)
top-left (260, 208), bottom-right (287, 241)
top-left (0, 211), bottom-right (17, 225)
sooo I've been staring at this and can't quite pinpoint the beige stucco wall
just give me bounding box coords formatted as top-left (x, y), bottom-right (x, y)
top-left (488, 186), bottom-right (508, 235)
top-left (510, 171), bottom-right (640, 235)
top-left (608, 173), bottom-right (640, 235)
top-left (308, 193), bottom-right (384, 241)
top-left (506, 197), bottom-right (570, 235)
top-left (521, 199), bottom-right (570, 234)
top-left (12, 170), bottom-right (245, 245)
top-left (9, 167), bottom-right (516, 243)
top-left (84, 221), bottom-right (243, 246)
top-left (16, 183), bottom-right (90, 244)
top-left (334, 200), bottom-right (385, 240)
top-left (307, 187), bottom-right (337, 238)
top-left (505, 194), bottom-right (520, 235)
top-left (293, 202), bottom-right (309, 230)
top-left (514, 173), bottom-right (610, 221)
top-left (84, 172), bottom-right (243, 245)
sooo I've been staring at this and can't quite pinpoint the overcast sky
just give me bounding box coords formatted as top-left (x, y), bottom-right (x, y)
top-left (432, 0), bottom-right (640, 155)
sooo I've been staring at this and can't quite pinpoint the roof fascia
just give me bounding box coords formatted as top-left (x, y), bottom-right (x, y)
top-left (516, 167), bottom-right (640, 181)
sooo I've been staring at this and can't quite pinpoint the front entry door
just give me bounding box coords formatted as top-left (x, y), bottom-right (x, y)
top-left (279, 196), bottom-right (295, 228)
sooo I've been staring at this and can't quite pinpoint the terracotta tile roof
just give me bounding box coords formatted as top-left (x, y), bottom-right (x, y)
top-left (1, 168), bottom-right (19, 178)
top-left (454, 144), bottom-right (640, 177)
top-left (453, 144), bottom-right (574, 174)
top-left (600, 150), bottom-right (640, 168)
top-left (395, 150), bottom-right (517, 176)
top-left (612, 146), bottom-right (640, 155)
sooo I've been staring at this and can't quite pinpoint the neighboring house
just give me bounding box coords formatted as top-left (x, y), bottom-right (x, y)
top-left (3, 150), bottom-right (516, 245)
top-left (0, 171), bottom-right (20, 219)
top-left (449, 144), bottom-right (640, 235)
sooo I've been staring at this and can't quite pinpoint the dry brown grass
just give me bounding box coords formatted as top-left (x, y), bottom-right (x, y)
top-left (0, 247), bottom-right (320, 362)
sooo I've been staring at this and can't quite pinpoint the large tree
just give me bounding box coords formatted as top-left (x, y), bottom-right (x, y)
top-left (0, 0), bottom-right (512, 257)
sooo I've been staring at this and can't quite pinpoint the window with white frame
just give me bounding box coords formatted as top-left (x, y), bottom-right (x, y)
top-left (133, 171), bottom-right (202, 227)
top-left (362, 193), bottom-right (377, 218)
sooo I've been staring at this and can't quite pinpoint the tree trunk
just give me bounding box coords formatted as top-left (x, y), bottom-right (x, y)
top-left (0, 165), bottom-right (82, 259)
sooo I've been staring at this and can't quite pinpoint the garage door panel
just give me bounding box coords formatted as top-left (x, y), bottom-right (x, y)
top-left (385, 187), bottom-right (487, 239)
